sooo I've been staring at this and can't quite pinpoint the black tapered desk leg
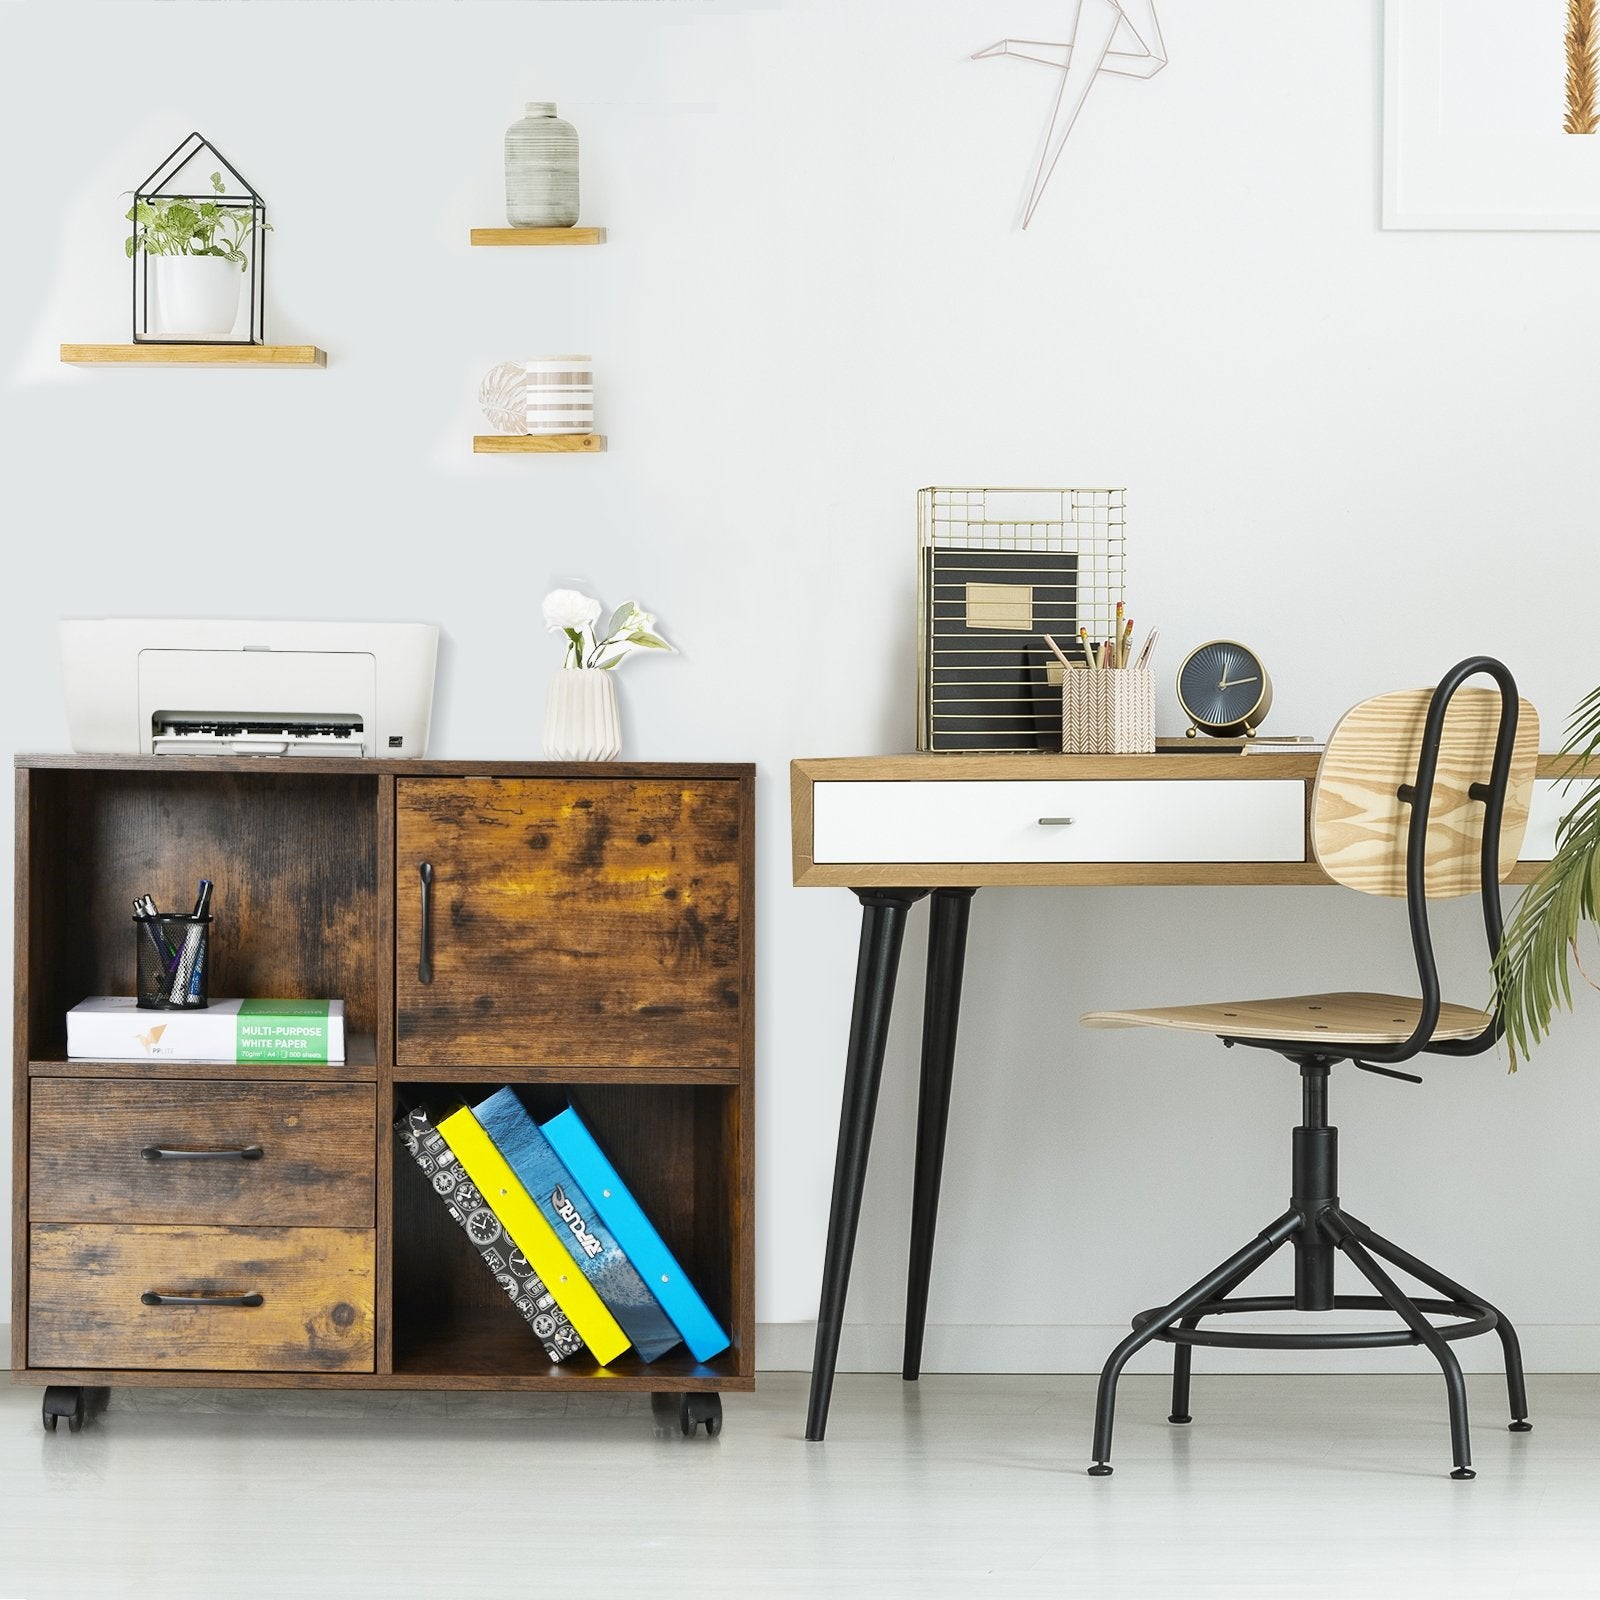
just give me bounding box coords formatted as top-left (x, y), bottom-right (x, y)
top-left (806, 887), bottom-right (928, 1442)
top-left (903, 887), bottom-right (977, 1381)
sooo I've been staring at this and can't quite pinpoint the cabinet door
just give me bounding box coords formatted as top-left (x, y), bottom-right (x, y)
top-left (396, 778), bottom-right (747, 1068)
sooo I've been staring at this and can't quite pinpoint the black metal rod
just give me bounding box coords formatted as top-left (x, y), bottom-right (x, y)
top-left (805, 888), bottom-right (927, 1442)
top-left (1322, 1209), bottom-right (1475, 1475)
top-left (1339, 1209), bottom-right (1530, 1427)
top-left (1089, 1211), bottom-right (1300, 1473)
top-left (903, 887), bottom-right (977, 1382)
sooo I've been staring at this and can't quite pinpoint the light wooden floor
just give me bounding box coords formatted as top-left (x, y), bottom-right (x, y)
top-left (2, 1370), bottom-right (1596, 1598)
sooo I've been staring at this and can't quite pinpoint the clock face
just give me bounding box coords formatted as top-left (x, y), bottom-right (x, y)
top-left (1178, 641), bottom-right (1270, 734)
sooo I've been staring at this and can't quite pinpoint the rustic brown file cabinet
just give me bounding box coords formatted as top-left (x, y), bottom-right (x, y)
top-left (12, 756), bottom-right (755, 1436)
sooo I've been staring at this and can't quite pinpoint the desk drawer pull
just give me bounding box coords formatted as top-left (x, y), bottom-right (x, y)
top-left (141, 1144), bottom-right (264, 1162)
top-left (140, 1290), bottom-right (265, 1309)
top-left (1037, 816), bottom-right (1077, 826)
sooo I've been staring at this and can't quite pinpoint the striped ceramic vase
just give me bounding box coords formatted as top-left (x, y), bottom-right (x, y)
top-left (505, 102), bottom-right (579, 228)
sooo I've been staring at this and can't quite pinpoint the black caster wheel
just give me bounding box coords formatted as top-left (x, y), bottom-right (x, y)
top-left (42, 1386), bottom-right (85, 1435)
top-left (678, 1392), bottom-right (723, 1437)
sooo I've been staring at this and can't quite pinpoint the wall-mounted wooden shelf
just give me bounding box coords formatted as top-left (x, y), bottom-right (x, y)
top-left (61, 344), bottom-right (327, 367)
top-left (469, 227), bottom-right (606, 247)
top-left (473, 433), bottom-right (605, 454)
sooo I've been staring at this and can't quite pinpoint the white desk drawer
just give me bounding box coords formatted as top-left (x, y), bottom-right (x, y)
top-left (811, 780), bottom-right (1307, 865)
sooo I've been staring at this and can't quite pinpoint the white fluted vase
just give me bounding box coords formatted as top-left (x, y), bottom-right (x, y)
top-left (543, 668), bottom-right (621, 760)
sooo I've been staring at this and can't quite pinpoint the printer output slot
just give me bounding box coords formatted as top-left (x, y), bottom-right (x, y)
top-left (151, 711), bottom-right (366, 758)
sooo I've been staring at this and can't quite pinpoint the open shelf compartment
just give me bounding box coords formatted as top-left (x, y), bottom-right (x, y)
top-left (390, 1080), bottom-right (747, 1386)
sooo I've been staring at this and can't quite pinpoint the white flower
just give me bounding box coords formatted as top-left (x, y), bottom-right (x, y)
top-left (542, 589), bottom-right (602, 634)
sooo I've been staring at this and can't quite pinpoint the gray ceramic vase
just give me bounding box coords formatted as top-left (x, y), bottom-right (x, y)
top-left (505, 101), bottom-right (579, 228)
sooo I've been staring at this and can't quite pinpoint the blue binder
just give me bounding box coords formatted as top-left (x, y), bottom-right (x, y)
top-left (473, 1087), bottom-right (682, 1363)
top-left (543, 1103), bottom-right (731, 1363)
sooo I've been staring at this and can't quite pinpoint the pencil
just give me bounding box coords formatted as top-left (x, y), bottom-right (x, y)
top-left (1078, 628), bottom-right (1096, 670)
top-left (1042, 632), bottom-right (1075, 671)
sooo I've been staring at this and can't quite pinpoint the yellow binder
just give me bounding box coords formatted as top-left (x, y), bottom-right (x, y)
top-left (437, 1107), bottom-right (630, 1366)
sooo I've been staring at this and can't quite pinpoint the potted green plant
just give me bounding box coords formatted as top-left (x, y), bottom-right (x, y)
top-left (125, 172), bottom-right (269, 339)
top-left (1493, 686), bottom-right (1600, 1066)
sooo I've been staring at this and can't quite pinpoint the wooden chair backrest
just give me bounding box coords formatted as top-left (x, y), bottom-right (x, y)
top-left (1311, 686), bottom-right (1539, 899)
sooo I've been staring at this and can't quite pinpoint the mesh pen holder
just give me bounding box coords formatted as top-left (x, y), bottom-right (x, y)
top-left (1060, 668), bottom-right (1155, 755)
top-left (134, 914), bottom-right (211, 1010)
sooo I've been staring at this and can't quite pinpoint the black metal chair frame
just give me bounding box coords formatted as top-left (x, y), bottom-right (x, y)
top-left (1088, 657), bottom-right (1533, 1480)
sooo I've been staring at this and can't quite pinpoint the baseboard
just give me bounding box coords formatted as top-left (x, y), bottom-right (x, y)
top-left (753, 1320), bottom-right (1600, 1374)
top-left (9, 1319), bottom-right (1592, 1378)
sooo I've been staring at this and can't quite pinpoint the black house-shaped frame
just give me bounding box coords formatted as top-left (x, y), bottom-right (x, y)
top-left (131, 131), bottom-right (266, 345)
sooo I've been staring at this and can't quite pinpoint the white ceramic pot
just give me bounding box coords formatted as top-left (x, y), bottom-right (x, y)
top-left (543, 668), bottom-right (621, 760)
top-left (150, 255), bottom-right (245, 339)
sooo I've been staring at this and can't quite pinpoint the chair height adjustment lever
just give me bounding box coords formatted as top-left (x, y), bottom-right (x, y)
top-left (1355, 1061), bottom-right (1423, 1084)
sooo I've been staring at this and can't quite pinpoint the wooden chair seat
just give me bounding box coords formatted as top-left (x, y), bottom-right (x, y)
top-left (1080, 991), bottom-right (1493, 1045)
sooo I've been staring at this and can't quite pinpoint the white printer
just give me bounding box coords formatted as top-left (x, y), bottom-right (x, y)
top-left (60, 618), bottom-right (439, 758)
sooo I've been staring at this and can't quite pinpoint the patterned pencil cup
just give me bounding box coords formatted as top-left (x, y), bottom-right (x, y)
top-left (134, 913), bottom-right (211, 1010)
top-left (1060, 669), bottom-right (1155, 755)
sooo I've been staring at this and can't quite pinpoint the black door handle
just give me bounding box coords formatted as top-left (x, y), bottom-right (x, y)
top-left (419, 861), bottom-right (434, 985)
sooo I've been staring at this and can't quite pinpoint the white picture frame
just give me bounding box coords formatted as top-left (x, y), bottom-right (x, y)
top-left (1384, 0), bottom-right (1600, 230)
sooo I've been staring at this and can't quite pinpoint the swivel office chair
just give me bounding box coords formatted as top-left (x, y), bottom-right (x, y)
top-left (1080, 657), bottom-right (1539, 1479)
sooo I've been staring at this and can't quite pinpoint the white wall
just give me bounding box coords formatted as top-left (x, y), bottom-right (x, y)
top-left (5, 0), bottom-right (1599, 1374)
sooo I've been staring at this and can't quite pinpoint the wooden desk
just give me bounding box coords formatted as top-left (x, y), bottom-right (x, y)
top-left (789, 752), bottom-right (1584, 1440)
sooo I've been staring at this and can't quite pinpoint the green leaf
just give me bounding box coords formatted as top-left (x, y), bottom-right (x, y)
top-left (210, 171), bottom-right (226, 193)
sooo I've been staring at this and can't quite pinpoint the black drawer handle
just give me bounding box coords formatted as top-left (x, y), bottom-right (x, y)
top-left (141, 1144), bottom-right (264, 1162)
top-left (418, 860), bottom-right (434, 985)
top-left (140, 1290), bottom-right (265, 1308)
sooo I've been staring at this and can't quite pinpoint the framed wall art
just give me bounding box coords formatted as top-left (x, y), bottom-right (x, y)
top-left (1384, 0), bottom-right (1600, 229)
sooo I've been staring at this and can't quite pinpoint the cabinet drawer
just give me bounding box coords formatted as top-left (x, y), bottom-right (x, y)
top-left (28, 1224), bottom-right (374, 1372)
top-left (30, 1081), bottom-right (374, 1227)
top-left (811, 779), bottom-right (1308, 864)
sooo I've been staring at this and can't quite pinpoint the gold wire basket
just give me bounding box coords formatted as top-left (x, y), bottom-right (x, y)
top-left (917, 487), bottom-right (1128, 752)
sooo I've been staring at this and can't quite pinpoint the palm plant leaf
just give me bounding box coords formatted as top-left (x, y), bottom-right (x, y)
top-left (1493, 685), bottom-right (1600, 1066)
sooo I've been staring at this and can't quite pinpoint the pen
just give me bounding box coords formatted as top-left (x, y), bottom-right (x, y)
top-left (133, 896), bottom-right (175, 971)
top-left (1133, 627), bottom-right (1160, 671)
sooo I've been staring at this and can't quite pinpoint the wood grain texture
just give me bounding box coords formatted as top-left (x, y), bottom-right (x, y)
top-left (13, 768), bottom-right (32, 1369)
top-left (28, 1224), bottom-right (374, 1372)
top-left (473, 433), bottom-right (604, 453)
top-left (469, 226), bottom-right (606, 246)
top-left (1082, 991), bottom-right (1492, 1044)
top-left (23, 769), bottom-right (382, 1052)
top-left (29, 1080), bottom-right (375, 1226)
top-left (1312, 689), bottom-right (1540, 898)
top-left (12, 757), bottom-right (756, 1395)
top-left (395, 778), bottom-right (745, 1068)
top-left (59, 344), bottom-right (326, 366)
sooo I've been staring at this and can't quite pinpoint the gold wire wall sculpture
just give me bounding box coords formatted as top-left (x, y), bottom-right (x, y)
top-left (917, 486), bottom-right (1127, 752)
